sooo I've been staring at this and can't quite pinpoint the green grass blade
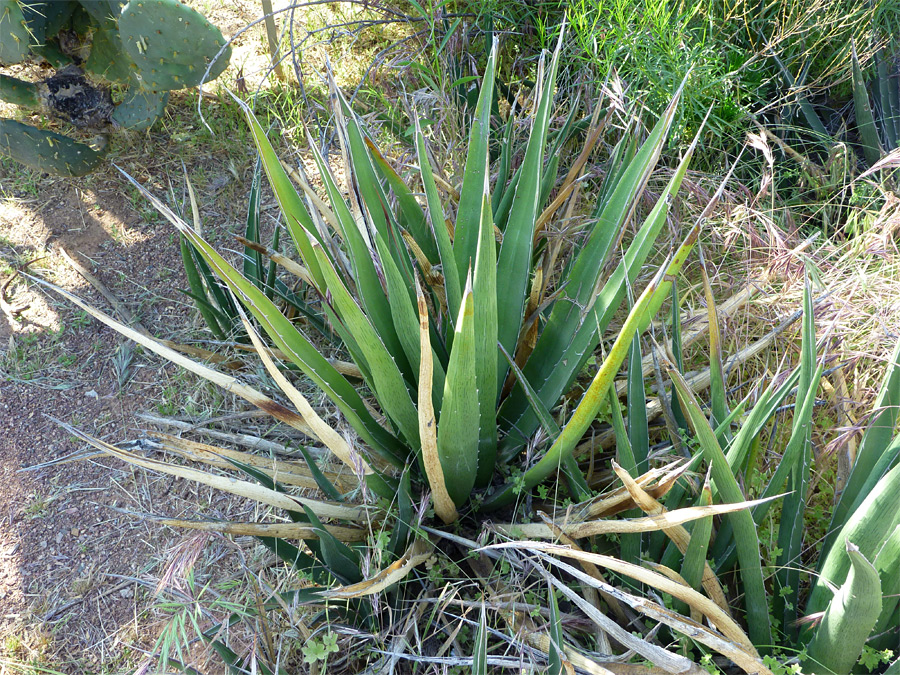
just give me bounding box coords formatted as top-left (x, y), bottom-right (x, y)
top-left (494, 42), bottom-right (560, 383)
top-left (548, 578), bottom-right (564, 675)
top-left (453, 38), bottom-right (497, 287)
top-left (474, 191), bottom-right (498, 484)
top-left (312, 244), bottom-right (419, 448)
top-left (415, 121), bottom-right (461, 323)
top-left (852, 41), bottom-right (885, 166)
top-left (668, 367), bottom-right (772, 649)
top-left (824, 336), bottom-right (900, 559)
top-left (438, 272), bottom-right (480, 505)
top-left (806, 543), bottom-right (882, 675)
top-left (473, 602), bottom-right (488, 675)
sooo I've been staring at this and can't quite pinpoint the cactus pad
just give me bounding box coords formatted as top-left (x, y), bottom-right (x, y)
top-left (119, 0), bottom-right (230, 91)
top-left (21, 1), bottom-right (78, 44)
top-left (111, 84), bottom-right (167, 130)
top-left (0, 73), bottom-right (39, 107)
top-left (0, 118), bottom-right (105, 175)
top-left (0, 0), bottom-right (31, 64)
top-left (84, 22), bottom-right (134, 83)
top-left (78, 0), bottom-right (126, 24)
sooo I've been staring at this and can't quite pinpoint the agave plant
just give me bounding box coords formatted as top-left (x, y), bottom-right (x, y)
top-left (35, 32), bottom-right (900, 675)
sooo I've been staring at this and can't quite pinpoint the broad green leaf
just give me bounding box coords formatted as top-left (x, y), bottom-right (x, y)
top-left (806, 543), bottom-right (882, 675)
top-left (117, 169), bottom-right (406, 466)
top-left (231, 95), bottom-right (325, 288)
top-left (498, 90), bottom-right (690, 445)
top-left (453, 38), bottom-right (497, 288)
top-left (807, 460), bottom-right (900, 617)
top-left (495, 41), bottom-right (560, 385)
top-left (824, 335), bottom-right (900, 560)
top-left (473, 192), bottom-right (498, 484)
top-left (669, 367), bottom-right (772, 649)
top-left (438, 273), bottom-right (480, 506)
top-left (312, 244), bottom-right (420, 448)
top-left (415, 121), bottom-right (461, 323)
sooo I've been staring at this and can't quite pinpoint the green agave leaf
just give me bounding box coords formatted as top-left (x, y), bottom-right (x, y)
top-left (453, 37), bottom-right (497, 290)
top-left (807, 460), bottom-right (900, 618)
top-left (473, 602), bottom-right (488, 675)
top-left (806, 543), bottom-right (882, 675)
top-left (302, 505), bottom-right (363, 586)
top-left (230, 94), bottom-right (325, 289)
top-left (484, 261), bottom-right (669, 510)
top-left (774, 279), bottom-right (820, 639)
top-left (680, 473), bottom-right (713, 593)
top-left (698, 246), bottom-right (731, 443)
top-left (669, 368), bottom-right (772, 648)
top-left (311, 243), bottom-right (420, 448)
top-left (367, 137), bottom-right (439, 264)
top-left (622, 331), bottom-right (647, 565)
top-left (438, 273), bottom-right (480, 506)
top-left (473, 192), bottom-right (498, 484)
top-left (872, 523), bottom-right (900, 637)
top-left (494, 39), bottom-right (560, 386)
top-left (243, 155), bottom-right (266, 289)
top-left (304, 131), bottom-right (412, 380)
top-left (414, 120), bottom-right (461, 323)
top-left (373, 231), bottom-right (446, 399)
top-left (823, 335), bottom-right (900, 560)
top-left (491, 104), bottom-right (516, 214)
top-left (116, 168), bottom-right (407, 467)
top-left (548, 576), bottom-right (565, 675)
top-left (498, 87), bottom-right (690, 447)
top-left (181, 235), bottom-right (227, 340)
top-left (852, 41), bottom-right (885, 166)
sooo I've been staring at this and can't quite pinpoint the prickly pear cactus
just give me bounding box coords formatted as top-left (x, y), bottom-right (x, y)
top-left (0, 0), bottom-right (231, 175)
top-left (0, 119), bottom-right (105, 176)
top-left (119, 0), bottom-right (230, 90)
top-left (0, 0), bottom-right (31, 64)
